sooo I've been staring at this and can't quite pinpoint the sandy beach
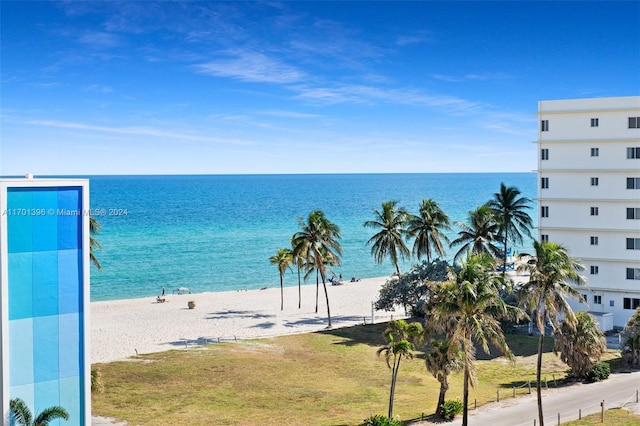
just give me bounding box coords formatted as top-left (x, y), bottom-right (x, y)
top-left (91, 276), bottom-right (396, 364)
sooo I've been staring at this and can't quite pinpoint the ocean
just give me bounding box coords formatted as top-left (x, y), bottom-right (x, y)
top-left (88, 173), bottom-right (537, 301)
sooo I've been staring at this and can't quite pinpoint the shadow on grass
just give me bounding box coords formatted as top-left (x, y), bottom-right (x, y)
top-left (320, 321), bottom-right (560, 359)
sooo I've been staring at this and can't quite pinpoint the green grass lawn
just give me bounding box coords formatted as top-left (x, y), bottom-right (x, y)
top-left (562, 408), bottom-right (640, 425)
top-left (92, 323), bottom-right (622, 426)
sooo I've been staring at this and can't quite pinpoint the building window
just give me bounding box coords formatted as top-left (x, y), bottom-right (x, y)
top-left (541, 148), bottom-right (549, 160)
top-left (590, 265), bottom-right (599, 275)
top-left (541, 234), bottom-right (549, 242)
top-left (591, 177), bottom-right (599, 186)
top-left (627, 147), bottom-right (640, 158)
top-left (627, 207), bottom-right (640, 219)
top-left (627, 177), bottom-right (640, 189)
top-left (541, 206), bottom-right (549, 218)
top-left (627, 268), bottom-right (640, 280)
top-left (626, 238), bottom-right (640, 250)
top-left (590, 147), bottom-right (599, 157)
top-left (541, 120), bottom-right (549, 132)
top-left (591, 118), bottom-right (599, 127)
top-left (590, 207), bottom-right (599, 216)
top-left (624, 298), bottom-right (640, 310)
top-left (582, 294), bottom-right (588, 304)
top-left (541, 177), bottom-right (549, 189)
top-left (630, 117), bottom-right (640, 128)
top-left (590, 236), bottom-right (599, 245)
top-left (593, 295), bottom-right (602, 305)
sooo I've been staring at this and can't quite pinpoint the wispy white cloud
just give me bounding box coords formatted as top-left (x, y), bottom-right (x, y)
top-left (395, 31), bottom-right (433, 46)
top-left (196, 49), bottom-right (305, 84)
top-left (85, 84), bottom-right (113, 94)
top-left (78, 31), bottom-right (121, 49)
top-left (293, 83), bottom-right (485, 113)
top-left (260, 110), bottom-right (322, 119)
top-left (432, 72), bottom-right (513, 83)
top-left (21, 119), bottom-right (255, 146)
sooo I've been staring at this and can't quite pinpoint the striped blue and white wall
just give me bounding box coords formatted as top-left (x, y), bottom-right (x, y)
top-left (1, 178), bottom-right (90, 426)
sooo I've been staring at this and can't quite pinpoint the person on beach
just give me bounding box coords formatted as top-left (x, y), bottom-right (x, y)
top-left (162, 287), bottom-right (165, 296)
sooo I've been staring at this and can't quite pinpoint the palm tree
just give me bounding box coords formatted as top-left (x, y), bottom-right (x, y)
top-left (436, 253), bottom-right (518, 426)
top-left (450, 204), bottom-right (502, 263)
top-left (292, 210), bottom-right (342, 327)
top-left (553, 311), bottom-right (605, 378)
top-left (487, 183), bottom-right (533, 273)
top-left (377, 319), bottom-right (424, 419)
top-left (90, 216), bottom-right (102, 270)
top-left (621, 307), bottom-right (640, 368)
top-left (290, 238), bottom-right (305, 309)
top-left (406, 199), bottom-right (452, 263)
top-left (517, 240), bottom-right (586, 426)
top-left (269, 248), bottom-right (293, 311)
top-left (425, 339), bottom-right (463, 417)
top-left (9, 398), bottom-right (69, 426)
top-left (364, 201), bottom-right (410, 274)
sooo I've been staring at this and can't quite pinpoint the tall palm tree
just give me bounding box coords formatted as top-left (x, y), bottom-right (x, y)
top-left (436, 253), bottom-right (518, 426)
top-left (292, 210), bottom-right (342, 327)
top-left (406, 199), bottom-right (452, 263)
top-left (90, 216), bottom-right (102, 270)
top-left (364, 201), bottom-right (410, 274)
top-left (290, 238), bottom-right (305, 309)
top-left (425, 339), bottom-right (463, 417)
top-left (450, 204), bottom-right (502, 263)
top-left (487, 183), bottom-right (533, 273)
top-left (553, 311), bottom-right (605, 378)
top-left (517, 240), bottom-right (586, 426)
top-left (9, 398), bottom-right (69, 426)
top-left (269, 248), bottom-right (293, 311)
top-left (377, 319), bottom-right (424, 419)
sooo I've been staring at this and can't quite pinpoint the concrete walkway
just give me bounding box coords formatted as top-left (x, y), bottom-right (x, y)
top-left (421, 370), bottom-right (640, 426)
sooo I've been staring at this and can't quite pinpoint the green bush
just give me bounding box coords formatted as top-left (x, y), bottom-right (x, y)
top-left (586, 361), bottom-right (610, 383)
top-left (363, 414), bottom-right (402, 426)
top-left (441, 399), bottom-right (463, 420)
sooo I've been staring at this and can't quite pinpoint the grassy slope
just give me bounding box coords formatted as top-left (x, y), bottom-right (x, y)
top-left (92, 323), bottom-right (621, 426)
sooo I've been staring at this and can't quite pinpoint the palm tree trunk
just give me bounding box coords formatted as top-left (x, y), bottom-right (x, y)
top-left (321, 277), bottom-right (332, 328)
top-left (436, 377), bottom-right (448, 416)
top-left (394, 261), bottom-right (400, 275)
top-left (462, 346), bottom-right (470, 426)
top-left (389, 356), bottom-right (400, 419)
top-left (315, 269), bottom-right (319, 313)
top-left (280, 274), bottom-right (284, 311)
top-left (536, 316), bottom-right (545, 426)
top-left (503, 238), bottom-right (508, 277)
top-left (297, 266), bottom-right (301, 309)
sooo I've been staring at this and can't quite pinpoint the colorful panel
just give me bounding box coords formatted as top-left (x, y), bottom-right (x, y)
top-left (32, 250), bottom-right (59, 318)
top-left (7, 189), bottom-right (33, 253)
top-left (33, 316), bottom-right (60, 382)
top-left (9, 317), bottom-right (34, 386)
top-left (58, 313), bottom-right (80, 378)
top-left (8, 252), bottom-right (33, 320)
top-left (58, 249), bottom-right (81, 315)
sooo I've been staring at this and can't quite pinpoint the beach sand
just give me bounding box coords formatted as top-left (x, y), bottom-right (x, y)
top-left (91, 276), bottom-right (395, 364)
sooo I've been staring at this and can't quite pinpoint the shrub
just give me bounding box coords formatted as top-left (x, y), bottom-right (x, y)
top-left (91, 368), bottom-right (104, 393)
top-left (586, 361), bottom-right (610, 383)
top-left (363, 414), bottom-right (402, 426)
top-left (440, 399), bottom-right (463, 420)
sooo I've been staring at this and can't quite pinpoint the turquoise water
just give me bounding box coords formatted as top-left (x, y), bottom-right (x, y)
top-left (88, 173), bottom-right (537, 301)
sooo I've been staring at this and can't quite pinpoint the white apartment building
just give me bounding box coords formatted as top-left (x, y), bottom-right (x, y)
top-left (537, 96), bottom-right (640, 328)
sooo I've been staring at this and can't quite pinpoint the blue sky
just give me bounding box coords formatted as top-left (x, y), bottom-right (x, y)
top-left (1, 1), bottom-right (639, 175)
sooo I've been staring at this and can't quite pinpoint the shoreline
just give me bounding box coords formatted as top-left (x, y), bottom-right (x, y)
top-left (91, 276), bottom-right (395, 364)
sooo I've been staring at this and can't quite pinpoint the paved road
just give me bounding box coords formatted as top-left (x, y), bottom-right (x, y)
top-left (437, 371), bottom-right (640, 426)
